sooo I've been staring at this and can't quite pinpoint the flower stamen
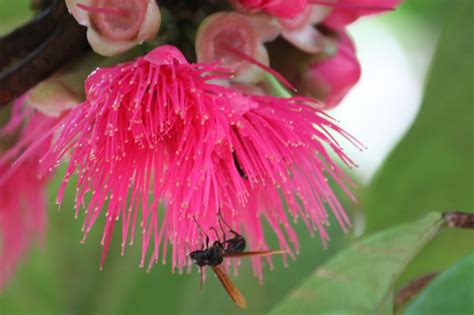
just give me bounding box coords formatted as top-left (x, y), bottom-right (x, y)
top-left (76, 3), bottom-right (128, 17)
top-left (309, 0), bottom-right (395, 12)
top-left (221, 43), bottom-right (297, 93)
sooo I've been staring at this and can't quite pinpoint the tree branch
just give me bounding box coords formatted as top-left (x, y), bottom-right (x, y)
top-left (443, 211), bottom-right (474, 229)
top-left (0, 0), bottom-right (64, 72)
top-left (0, 0), bottom-right (88, 107)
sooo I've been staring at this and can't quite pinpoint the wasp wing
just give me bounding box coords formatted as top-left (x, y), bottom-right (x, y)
top-left (211, 265), bottom-right (247, 309)
top-left (223, 250), bottom-right (286, 258)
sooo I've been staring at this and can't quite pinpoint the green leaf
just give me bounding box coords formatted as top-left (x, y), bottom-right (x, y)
top-left (268, 213), bottom-right (444, 315)
top-left (362, 0), bottom-right (474, 283)
top-left (404, 252), bottom-right (474, 315)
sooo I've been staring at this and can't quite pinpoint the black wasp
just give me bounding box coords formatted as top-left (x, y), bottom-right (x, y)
top-left (189, 211), bottom-right (284, 309)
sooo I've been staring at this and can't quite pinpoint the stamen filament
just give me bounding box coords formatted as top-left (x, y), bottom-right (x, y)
top-left (76, 3), bottom-right (128, 17)
top-left (309, 0), bottom-right (395, 12)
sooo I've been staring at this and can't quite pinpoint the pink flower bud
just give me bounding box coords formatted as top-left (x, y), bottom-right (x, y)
top-left (322, 0), bottom-right (401, 29)
top-left (27, 80), bottom-right (81, 117)
top-left (66, 0), bottom-right (161, 56)
top-left (279, 5), bottom-right (332, 54)
top-left (301, 32), bottom-right (361, 108)
top-left (195, 12), bottom-right (280, 83)
top-left (232, 0), bottom-right (308, 18)
top-left (26, 53), bottom-right (108, 117)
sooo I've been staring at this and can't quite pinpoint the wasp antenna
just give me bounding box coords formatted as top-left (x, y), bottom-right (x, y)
top-left (217, 210), bottom-right (227, 242)
top-left (193, 216), bottom-right (209, 248)
top-left (193, 216), bottom-right (207, 236)
top-left (210, 226), bottom-right (221, 242)
top-left (193, 216), bottom-right (205, 233)
top-left (218, 210), bottom-right (236, 233)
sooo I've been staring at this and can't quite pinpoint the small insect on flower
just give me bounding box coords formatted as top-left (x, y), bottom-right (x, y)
top-left (189, 211), bottom-right (285, 309)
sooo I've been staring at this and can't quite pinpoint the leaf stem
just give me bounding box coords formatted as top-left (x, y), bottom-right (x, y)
top-left (265, 74), bottom-right (292, 98)
top-left (442, 211), bottom-right (474, 229)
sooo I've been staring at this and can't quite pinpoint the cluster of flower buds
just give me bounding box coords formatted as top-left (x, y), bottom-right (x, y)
top-left (228, 0), bottom-right (398, 107)
top-left (0, 0), bottom-right (399, 288)
top-left (64, 0), bottom-right (397, 107)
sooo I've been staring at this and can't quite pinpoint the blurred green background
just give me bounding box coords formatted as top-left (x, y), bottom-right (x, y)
top-left (0, 0), bottom-right (473, 314)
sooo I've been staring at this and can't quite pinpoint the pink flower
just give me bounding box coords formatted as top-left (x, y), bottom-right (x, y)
top-left (66, 0), bottom-right (161, 56)
top-left (230, 0), bottom-right (308, 18)
top-left (0, 99), bottom-right (56, 290)
top-left (195, 12), bottom-right (280, 84)
top-left (300, 32), bottom-right (361, 108)
top-left (278, 5), bottom-right (333, 54)
top-left (276, 0), bottom-right (397, 54)
top-left (320, 0), bottom-right (400, 29)
top-left (0, 162), bottom-right (47, 290)
top-left (232, 0), bottom-right (398, 29)
top-left (35, 46), bottom-right (359, 277)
